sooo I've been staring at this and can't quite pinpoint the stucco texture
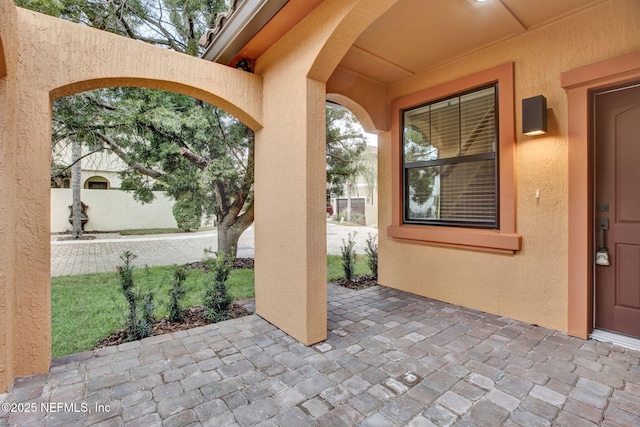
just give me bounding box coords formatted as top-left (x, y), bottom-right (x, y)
top-left (375, 0), bottom-right (640, 333)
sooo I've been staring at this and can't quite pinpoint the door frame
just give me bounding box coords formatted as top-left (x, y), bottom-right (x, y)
top-left (592, 81), bottom-right (640, 336)
top-left (562, 51), bottom-right (640, 339)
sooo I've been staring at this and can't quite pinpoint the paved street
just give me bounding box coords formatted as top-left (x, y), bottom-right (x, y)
top-left (2, 284), bottom-right (640, 426)
top-left (51, 223), bottom-right (379, 277)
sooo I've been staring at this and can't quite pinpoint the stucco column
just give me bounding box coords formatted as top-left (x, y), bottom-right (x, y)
top-left (11, 85), bottom-right (52, 378)
top-left (250, 0), bottom-right (400, 346)
top-left (0, 0), bottom-right (17, 393)
top-left (0, 80), bottom-right (16, 393)
top-left (254, 74), bottom-right (327, 345)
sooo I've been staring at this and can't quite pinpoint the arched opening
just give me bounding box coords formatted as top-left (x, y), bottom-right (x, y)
top-left (249, 0), bottom-right (397, 346)
top-left (49, 82), bottom-right (259, 358)
top-left (4, 0), bottom-right (269, 385)
top-left (325, 93), bottom-right (380, 227)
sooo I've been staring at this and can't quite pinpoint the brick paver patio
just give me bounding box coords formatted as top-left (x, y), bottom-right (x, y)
top-left (2, 284), bottom-right (640, 426)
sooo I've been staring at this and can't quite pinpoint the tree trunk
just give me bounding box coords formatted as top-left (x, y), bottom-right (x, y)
top-left (346, 181), bottom-right (352, 222)
top-left (217, 217), bottom-right (249, 259)
top-left (216, 203), bottom-right (254, 260)
top-left (71, 140), bottom-right (83, 239)
top-left (217, 221), bottom-right (244, 260)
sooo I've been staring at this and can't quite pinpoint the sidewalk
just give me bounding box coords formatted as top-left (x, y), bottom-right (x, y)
top-left (51, 224), bottom-right (379, 277)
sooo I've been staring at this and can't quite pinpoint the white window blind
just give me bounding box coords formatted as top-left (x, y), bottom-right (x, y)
top-left (403, 85), bottom-right (498, 227)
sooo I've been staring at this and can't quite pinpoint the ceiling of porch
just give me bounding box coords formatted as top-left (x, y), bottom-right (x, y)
top-left (339, 0), bottom-right (608, 85)
top-left (205, 0), bottom-right (607, 87)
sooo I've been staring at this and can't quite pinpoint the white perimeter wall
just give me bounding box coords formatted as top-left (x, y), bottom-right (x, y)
top-left (51, 189), bottom-right (177, 232)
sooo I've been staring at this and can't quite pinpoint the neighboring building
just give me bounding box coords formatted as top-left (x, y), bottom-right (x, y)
top-left (331, 144), bottom-right (378, 226)
top-left (2, 0), bottom-right (640, 390)
top-left (51, 142), bottom-right (127, 190)
top-left (50, 145), bottom-right (178, 232)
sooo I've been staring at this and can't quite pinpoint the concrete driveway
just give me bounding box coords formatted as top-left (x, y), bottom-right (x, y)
top-left (50, 223), bottom-right (378, 277)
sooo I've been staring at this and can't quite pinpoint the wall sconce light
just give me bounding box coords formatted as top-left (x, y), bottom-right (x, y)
top-left (522, 95), bottom-right (547, 136)
top-left (235, 59), bottom-right (253, 73)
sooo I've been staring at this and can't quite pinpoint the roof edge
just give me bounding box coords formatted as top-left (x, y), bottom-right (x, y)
top-left (200, 0), bottom-right (288, 64)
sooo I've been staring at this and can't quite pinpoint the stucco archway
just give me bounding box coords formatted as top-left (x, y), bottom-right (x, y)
top-left (326, 93), bottom-right (378, 135)
top-left (1, 4), bottom-right (263, 390)
top-left (307, 0), bottom-right (400, 84)
top-left (13, 5), bottom-right (263, 131)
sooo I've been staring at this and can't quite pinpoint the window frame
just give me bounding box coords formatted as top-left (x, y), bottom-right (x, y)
top-left (402, 83), bottom-right (499, 228)
top-left (388, 63), bottom-right (521, 253)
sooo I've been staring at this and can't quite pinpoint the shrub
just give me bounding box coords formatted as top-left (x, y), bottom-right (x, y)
top-left (117, 251), bottom-right (137, 340)
top-left (168, 267), bottom-right (188, 322)
top-left (116, 251), bottom-right (154, 341)
top-left (203, 251), bottom-right (233, 322)
top-left (172, 199), bottom-right (201, 232)
top-left (138, 292), bottom-right (155, 338)
top-left (365, 233), bottom-right (378, 279)
top-left (350, 212), bottom-right (366, 225)
top-left (340, 232), bottom-right (357, 281)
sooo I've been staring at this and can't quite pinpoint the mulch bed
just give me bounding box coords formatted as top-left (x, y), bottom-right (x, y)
top-left (330, 275), bottom-right (378, 290)
top-left (184, 257), bottom-right (255, 271)
top-left (93, 304), bottom-right (251, 350)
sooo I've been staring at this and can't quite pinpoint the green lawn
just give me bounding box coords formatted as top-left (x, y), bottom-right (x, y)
top-left (51, 255), bottom-right (372, 358)
top-left (326, 254), bottom-right (371, 281)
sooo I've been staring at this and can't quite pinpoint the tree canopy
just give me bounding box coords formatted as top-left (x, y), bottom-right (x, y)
top-left (325, 106), bottom-right (367, 197)
top-left (23, 0), bottom-right (373, 257)
top-left (16, 0), bottom-right (228, 55)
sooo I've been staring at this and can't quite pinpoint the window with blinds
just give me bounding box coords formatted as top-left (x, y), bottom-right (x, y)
top-left (402, 84), bottom-right (498, 228)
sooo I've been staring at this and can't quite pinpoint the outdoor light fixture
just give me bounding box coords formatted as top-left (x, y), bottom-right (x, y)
top-left (235, 59), bottom-right (253, 73)
top-left (469, 0), bottom-right (491, 6)
top-left (522, 95), bottom-right (547, 136)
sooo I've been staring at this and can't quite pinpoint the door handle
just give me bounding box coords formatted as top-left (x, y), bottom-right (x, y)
top-left (597, 217), bottom-right (609, 231)
top-left (596, 217), bottom-right (610, 266)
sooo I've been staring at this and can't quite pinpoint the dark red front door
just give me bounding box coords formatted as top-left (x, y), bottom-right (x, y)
top-left (594, 83), bottom-right (640, 338)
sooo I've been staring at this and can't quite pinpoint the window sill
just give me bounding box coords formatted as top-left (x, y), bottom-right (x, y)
top-left (387, 224), bottom-right (522, 254)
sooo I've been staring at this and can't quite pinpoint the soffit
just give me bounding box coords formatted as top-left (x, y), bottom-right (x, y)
top-left (230, 0), bottom-right (323, 66)
top-left (202, 0), bottom-right (323, 67)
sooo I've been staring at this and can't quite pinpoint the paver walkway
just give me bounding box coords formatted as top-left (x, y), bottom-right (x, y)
top-left (51, 224), bottom-right (379, 277)
top-left (2, 284), bottom-right (639, 426)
